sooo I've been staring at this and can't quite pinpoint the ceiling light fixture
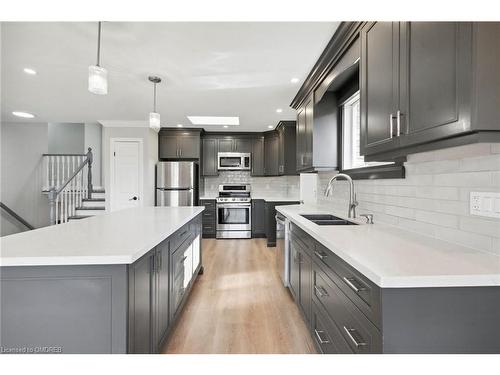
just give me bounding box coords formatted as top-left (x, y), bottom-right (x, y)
top-left (88, 21), bottom-right (108, 95)
top-left (148, 76), bottom-right (162, 131)
top-left (267, 125), bottom-right (273, 129)
top-left (223, 125), bottom-right (228, 128)
top-left (23, 68), bottom-right (37, 75)
top-left (12, 111), bottom-right (35, 118)
top-left (276, 108), bottom-right (283, 113)
top-left (291, 77), bottom-right (299, 84)
top-left (177, 124), bottom-right (183, 128)
top-left (187, 116), bottom-right (239, 126)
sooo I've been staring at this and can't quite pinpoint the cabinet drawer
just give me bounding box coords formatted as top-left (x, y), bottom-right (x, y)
top-left (202, 224), bottom-right (216, 233)
top-left (199, 200), bottom-right (216, 209)
top-left (202, 211), bottom-right (215, 221)
top-left (312, 264), bottom-right (382, 353)
top-left (313, 242), bottom-right (381, 328)
top-left (289, 223), bottom-right (314, 255)
top-left (171, 224), bottom-right (191, 252)
top-left (312, 300), bottom-right (353, 354)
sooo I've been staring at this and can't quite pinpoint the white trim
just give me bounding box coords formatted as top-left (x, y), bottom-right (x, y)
top-left (109, 138), bottom-right (144, 212)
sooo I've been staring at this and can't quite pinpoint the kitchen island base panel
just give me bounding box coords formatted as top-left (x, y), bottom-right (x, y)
top-left (0, 264), bottom-right (128, 354)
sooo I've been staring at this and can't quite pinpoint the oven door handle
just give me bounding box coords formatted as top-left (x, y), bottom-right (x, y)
top-left (217, 204), bottom-right (251, 208)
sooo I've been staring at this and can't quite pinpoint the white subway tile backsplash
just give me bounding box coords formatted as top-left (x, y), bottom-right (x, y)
top-left (317, 143), bottom-right (500, 256)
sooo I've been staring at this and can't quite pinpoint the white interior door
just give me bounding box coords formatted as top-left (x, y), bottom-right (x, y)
top-left (111, 139), bottom-right (143, 211)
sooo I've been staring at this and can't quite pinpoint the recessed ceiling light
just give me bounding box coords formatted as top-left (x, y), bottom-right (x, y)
top-left (223, 125), bottom-right (228, 128)
top-left (291, 77), bottom-right (300, 84)
top-left (177, 124), bottom-right (183, 127)
top-left (268, 125), bottom-right (273, 129)
top-left (187, 116), bottom-right (239, 126)
top-left (276, 108), bottom-right (283, 113)
top-left (23, 68), bottom-right (37, 75)
top-left (12, 111), bottom-right (35, 118)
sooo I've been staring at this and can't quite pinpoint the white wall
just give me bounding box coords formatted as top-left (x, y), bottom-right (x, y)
top-left (48, 122), bottom-right (85, 154)
top-left (1, 122), bottom-right (49, 236)
top-left (102, 126), bottom-right (158, 210)
top-left (316, 143), bottom-right (500, 256)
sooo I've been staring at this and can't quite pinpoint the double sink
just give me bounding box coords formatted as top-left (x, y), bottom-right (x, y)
top-left (300, 214), bottom-right (358, 226)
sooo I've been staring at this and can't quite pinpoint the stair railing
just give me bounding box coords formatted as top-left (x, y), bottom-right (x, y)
top-left (0, 201), bottom-right (35, 230)
top-left (47, 148), bottom-right (93, 225)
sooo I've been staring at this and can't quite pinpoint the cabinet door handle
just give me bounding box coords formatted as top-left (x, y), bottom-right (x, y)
top-left (389, 113), bottom-right (395, 139)
top-left (180, 255), bottom-right (188, 264)
top-left (158, 253), bottom-right (162, 271)
top-left (313, 250), bottom-right (328, 260)
top-left (314, 329), bottom-right (330, 344)
top-left (342, 276), bottom-right (366, 293)
top-left (314, 285), bottom-right (329, 298)
top-left (396, 110), bottom-right (401, 136)
top-left (343, 326), bottom-right (367, 348)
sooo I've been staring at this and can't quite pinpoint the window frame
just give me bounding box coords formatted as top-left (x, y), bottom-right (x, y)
top-left (336, 77), bottom-right (405, 180)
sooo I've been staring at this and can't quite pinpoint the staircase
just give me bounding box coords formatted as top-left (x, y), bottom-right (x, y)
top-left (68, 188), bottom-right (106, 221)
top-left (43, 148), bottom-right (107, 225)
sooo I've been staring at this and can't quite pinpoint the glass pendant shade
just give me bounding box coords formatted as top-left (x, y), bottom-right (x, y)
top-left (149, 112), bottom-right (161, 130)
top-left (88, 65), bottom-right (108, 95)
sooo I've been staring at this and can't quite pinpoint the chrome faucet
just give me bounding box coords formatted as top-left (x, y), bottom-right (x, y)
top-left (324, 173), bottom-right (358, 218)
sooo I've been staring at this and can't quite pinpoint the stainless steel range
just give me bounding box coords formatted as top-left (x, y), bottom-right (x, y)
top-left (216, 184), bottom-right (251, 239)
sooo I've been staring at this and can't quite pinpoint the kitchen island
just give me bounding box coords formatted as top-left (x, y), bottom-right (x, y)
top-left (277, 204), bottom-right (500, 354)
top-left (0, 206), bottom-right (204, 354)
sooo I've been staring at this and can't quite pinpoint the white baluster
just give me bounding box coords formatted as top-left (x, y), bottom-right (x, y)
top-left (45, 157), bottom-right (49, 190)
top-left (51, 156), bottom-right (55, 188)
top-left (56, 156), bottom-right (60, 189)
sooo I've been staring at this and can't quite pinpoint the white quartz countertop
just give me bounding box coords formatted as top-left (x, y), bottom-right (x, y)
top-left (277, 204), bottom-right (500, 288)
top-left (0, 206), bottom-right (204, 267)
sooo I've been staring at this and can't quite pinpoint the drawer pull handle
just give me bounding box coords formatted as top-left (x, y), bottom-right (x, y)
top-left (343, 326), bottom-right (367, 348)
top-left (314, 250), bottom-right (328, 260)
top-left (314, 285), bottom-right (329, 298)
top-left (314, 329), bottom-right (330, 344)
top-left (180, 255), bottom-right (188, 264)
top-left (343, 277), bottom-right (366, 293)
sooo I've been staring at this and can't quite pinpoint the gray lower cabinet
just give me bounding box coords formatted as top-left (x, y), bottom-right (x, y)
top-left (288, 222), bottom-right (500, 353)
top-left (200, 199), bottom-right (216, 238)
top-left (128, 215), bottom-right (202, 354)
top-left (265, 201), bottom-right (300, 246)
top-left (251, 199), bottom-right (266, 237)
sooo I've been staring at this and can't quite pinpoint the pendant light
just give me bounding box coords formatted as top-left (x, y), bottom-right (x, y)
top-left (148, 76), bottom-right (162, 131)
top-left (88, 22), bottom-right (108, 95)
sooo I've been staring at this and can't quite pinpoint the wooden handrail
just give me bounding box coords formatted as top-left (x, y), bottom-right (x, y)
top-left (0, 202), bottom-right (35, 230)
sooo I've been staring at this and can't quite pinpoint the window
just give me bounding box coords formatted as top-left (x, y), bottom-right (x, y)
top-left (341, 91), bottom-right (393, 170)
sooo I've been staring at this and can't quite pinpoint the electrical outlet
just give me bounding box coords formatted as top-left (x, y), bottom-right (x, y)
top-left (470, 192), bottom-right (500, 219)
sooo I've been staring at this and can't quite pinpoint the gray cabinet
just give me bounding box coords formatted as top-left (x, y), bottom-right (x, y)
top-left (251, 199), bottom-right (266, 237)
top-left (159, 129), bottom-right (201, 160)
top-left (296, 96), bottom-right (314, 171)
top-left (398, 22), bottom-right (472, 147)
top-left (277, 121), bottom-right (297, 175)
top-left (217, 137), bottom-right (253, 153)
top-left (155, 240), bottom-right (170, 347)
top-left (251, 137), bottom-right (265, 176)
top-left (128, 251), bottom-right (154, 353)
top-left (360, 22), bottom-right (401, 156)
top-left (234, 138), bottom-right (253, 153)
top-left (201, 138), bottom-right (218, 176)
top-left (289, 239), bottom-right (300, 301)
top-left (217, 138), bottom-right (234, 153)
top-left (264, 131), bottom-right (280, 176)
top-left (200, 199), bottom-right (216, 238)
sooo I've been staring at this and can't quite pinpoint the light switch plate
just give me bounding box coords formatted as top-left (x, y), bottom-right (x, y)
top-left (470, 192), bottom-right (500, 219)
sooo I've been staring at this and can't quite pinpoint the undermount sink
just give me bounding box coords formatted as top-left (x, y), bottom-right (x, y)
top-left (300, 214), bottom-right (358, 226)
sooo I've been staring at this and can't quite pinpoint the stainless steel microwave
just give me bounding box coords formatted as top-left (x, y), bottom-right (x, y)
top-left (217, 152), bottom-right (251, 171)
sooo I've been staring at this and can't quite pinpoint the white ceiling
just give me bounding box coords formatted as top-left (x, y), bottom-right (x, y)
top-left (1, 22), bottom-right (339, 131)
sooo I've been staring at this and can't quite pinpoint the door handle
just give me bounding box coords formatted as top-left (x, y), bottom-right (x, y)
top-left (343, 326), bottom-right (367, 348)
top-left (314, 285), bottom-right (329, 298)
top-left (129, 196), bottom-right (138, 201)
top-left (389, 113), bottom-right (395, 138)
top-left (314, 329), bottom-right (330, 344)
top-left (343, 276), bottom-right (366, 293)
top-left (396, 110), bottom-right (401, 136)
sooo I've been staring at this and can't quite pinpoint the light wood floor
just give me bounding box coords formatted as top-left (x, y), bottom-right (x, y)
top-left (162, 238), bottom-right (316, 354)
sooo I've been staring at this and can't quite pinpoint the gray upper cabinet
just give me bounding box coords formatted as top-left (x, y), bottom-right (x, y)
top-left (398, 22), bottom-right (472, 147)
top-left (251, 137), bottom-right (265, 176)
top-left (159, 134), bottom-right (179, 159)
top-left (360, 22), bottom-right (401, 156)
top-left (296, 95), bottom-right (315, 172)
top-left (217, 138), bottom-right (234, 153)
top-left (159, 129), bottom-right (201, 160)
top-left (296, 107), bottom-right (306, 170)
top-left (234, 138), bottom-right (253, 153)
top-left (277, 121), bottom-right (297, 175)
top-left (201, 138), bottom-right (218, 176)
top-left (264, 132), bottom-right (280, 176)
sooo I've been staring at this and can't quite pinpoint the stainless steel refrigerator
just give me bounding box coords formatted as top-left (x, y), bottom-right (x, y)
top-left (155, 161), bottom-right (198, 206)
